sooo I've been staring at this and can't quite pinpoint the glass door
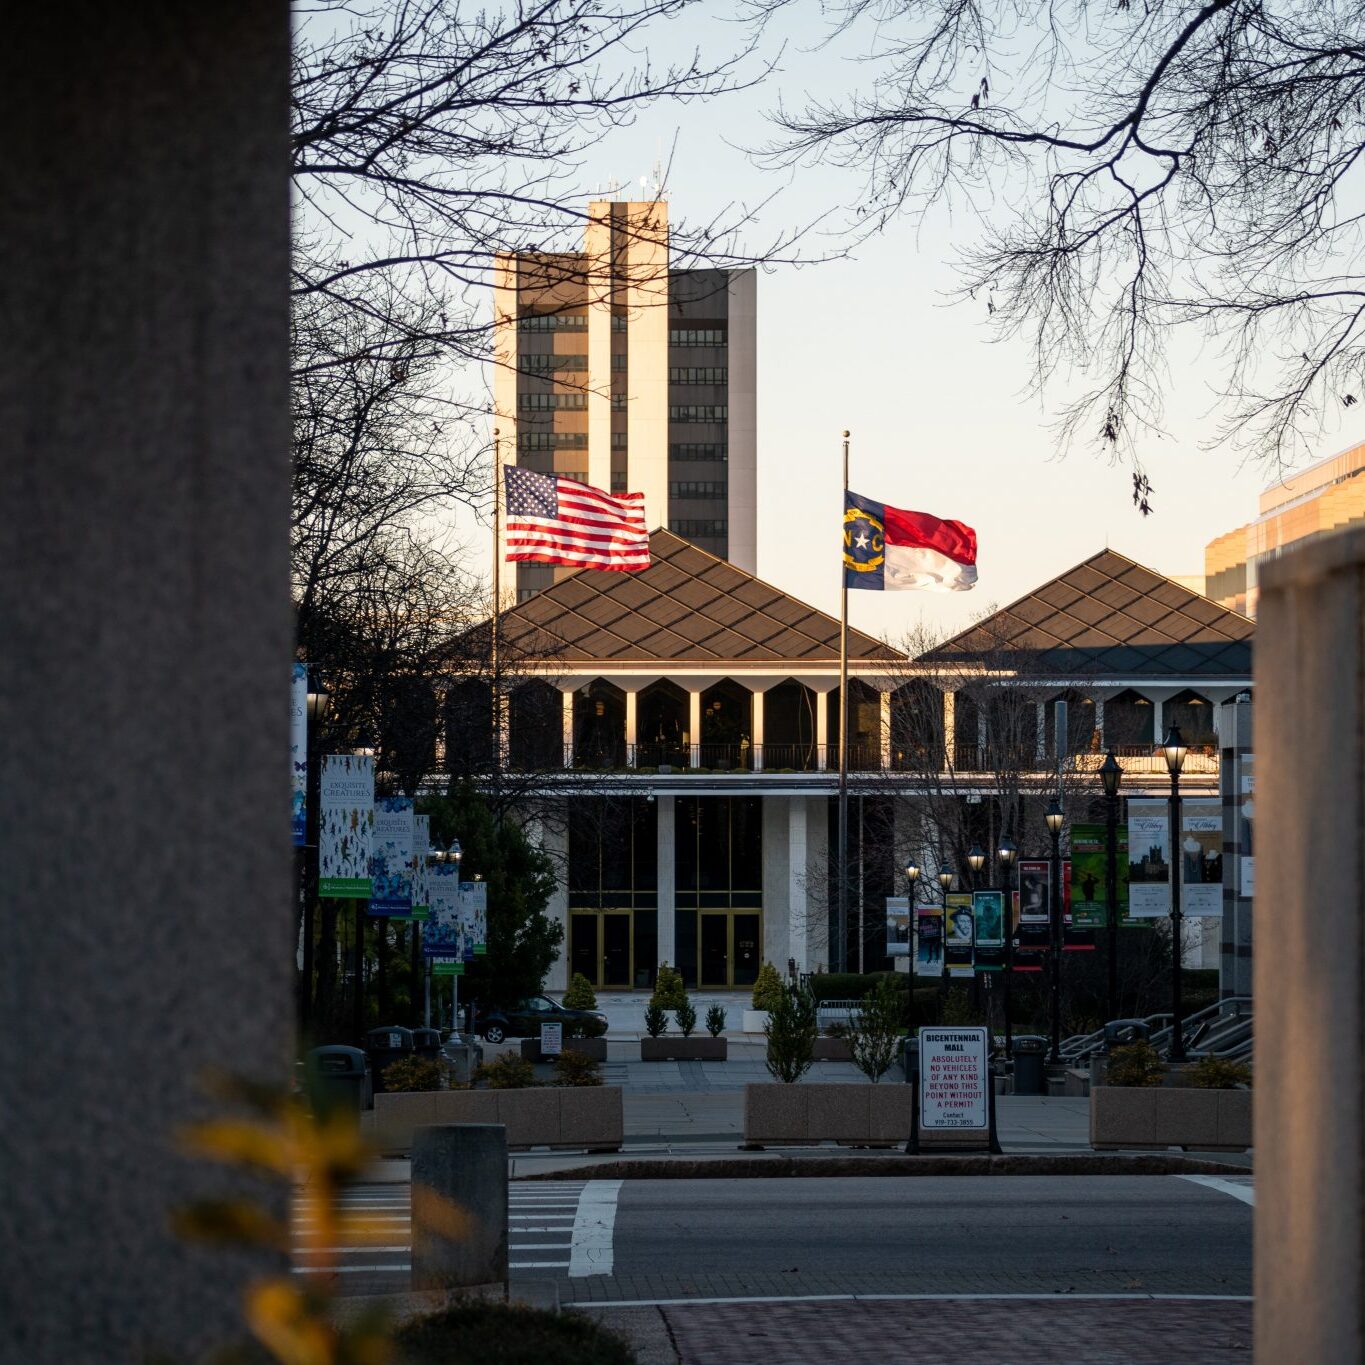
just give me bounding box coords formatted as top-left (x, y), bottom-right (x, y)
top-left (602, 912), bottom-right (632, 988)
top-left (570, 913), bottom-right (599, 986)
top-left (700, 912), bottom-right (730, 988)
top-left (733, 913), bottom-right (760, 988)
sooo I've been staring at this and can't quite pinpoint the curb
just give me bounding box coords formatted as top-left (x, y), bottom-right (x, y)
top-left (516, 1152), bottom-right (1252, 1180)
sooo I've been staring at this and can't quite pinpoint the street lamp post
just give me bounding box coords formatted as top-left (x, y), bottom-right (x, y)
top-left (1099, 750), bottom-right (1123, 1027)
top-left (966, 845), bottom-right (985, 1011)
top-left (299, 669), bottom-right (330, 1038)
top-left (997, 836), bottom-right (1017, 1056)
top-left (1161, 725), bottom-right (1189, 1062)
top-left (937, 865), bottom-right (954, 1016)
top-left (1044, 798), bottom-right (1066, 1064)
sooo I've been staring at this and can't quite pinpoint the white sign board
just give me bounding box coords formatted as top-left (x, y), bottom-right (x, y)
top-left (540, 1022), bottom-right (563, 1056)
top-left (919, 1026), bottom-right (990, 1131)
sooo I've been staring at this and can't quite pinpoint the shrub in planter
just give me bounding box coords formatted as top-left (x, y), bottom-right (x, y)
top-left (824, 1020), bottom-right (849, 1040)
top-left (382, 1056), bottom-right (442, 1092)
top-left (1106, 1041), bottom-right (1166, 1087)
top-left (474, 1053), bottom-right (535, 1090)
top-left (562, 972), bottom-right (598, 1010)
top-left (705, 1004), bottom-right (727, 1037)
top-left (848, 977), bottom-right (904, 1083)
top-left (567, 1015), bottom-right (607, 1040)
top-left (1186, 1056), bottom-right (1252, 1089)
top-left (643, 1002), bottom-right (668, 1038)
top-left (650, 964), bottom-right (686, 1010)
top-left (675, 997), bottom-right (697, 1037)
top-left (751, 960), bottom-right (784, 1011)
top-left (764, 982), bottom-right (817, 1084)
top-left (553, 1050), bottom-right (603, 1087)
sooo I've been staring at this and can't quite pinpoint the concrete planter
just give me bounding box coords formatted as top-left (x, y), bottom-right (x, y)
top-left (741, 1009), bottom-right (770, 1033)
top-left (519, 1036), bottom-right (607, 1063)
top-left (743, 1081), bottom-right (911, 1148)
top-left (640, 1036), bottom-right (727, 1062)
top-left (364, 1085), bottom-right (623, 1154)
top-left (1090, 1085), bottom-right (1251, 1152)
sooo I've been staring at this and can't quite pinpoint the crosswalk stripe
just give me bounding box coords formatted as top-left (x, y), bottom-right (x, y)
top-left (1177, 1174), bottom-right (1255, 1206)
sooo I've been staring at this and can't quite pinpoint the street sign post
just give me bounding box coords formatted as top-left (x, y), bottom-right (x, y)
top-left (907, 1025), bottom-right (1001, 1154)
top-left (540, 1022), bottom-right (563, 1057)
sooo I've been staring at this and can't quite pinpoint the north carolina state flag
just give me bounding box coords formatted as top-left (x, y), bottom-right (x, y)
top-left (843, 490), bottom-right (978, 592)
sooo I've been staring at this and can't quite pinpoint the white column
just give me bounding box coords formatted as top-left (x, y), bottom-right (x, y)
top-left (1095, 697), bottom-right (1106, 749)
top-left (752, 688), bottom-right (765, 771)
top-left (816, 690), bottom-right (830, 770)
top-left (624, 689), bottom-right (638, 767)
top-left (688, 689), bottom-right (702, 768)
top-left (788, 796), bottom-right (808, 971)
top-left (1151, 697), bottom-right (1164, 745)
top-left (879, 690), bottom-right (892, 770)
top-left (542, 805), bottom-right (570, 992)
top-left (943, 690), bottom-right (955, 771)
top-left (656, 795), bottom-right (675, 976)
top-left (561, 689), bottom-right (575, 768)
top-left (1035, 702), bottom-right (1046, 763)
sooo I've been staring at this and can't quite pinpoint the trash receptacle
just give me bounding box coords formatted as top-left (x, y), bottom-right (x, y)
top-left (1103, 1019), bottom-right (1151, 1051)
top-left (442, 1032), bottom-right (484, 1085)
top-left (902, 1035), bottom-right (919, 1083)
top-left (305, 1045), bottom-right (370, 1118)
top-left (1012, 1035), bottom-right (1047, 1095)
top-left (412, 1027), bottom-right (443, 1060)
top-left (365, 1025), bottom-right (415, 1093)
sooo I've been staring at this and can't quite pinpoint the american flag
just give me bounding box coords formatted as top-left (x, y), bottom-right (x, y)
top-left (503, 465), bottom-right (650, 571)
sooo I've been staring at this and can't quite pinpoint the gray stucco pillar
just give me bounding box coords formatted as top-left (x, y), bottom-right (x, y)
top-left (0, 7), bottom-right (292, 1363)
top-left (657, 795), bottom-right (676, 975)
top-left (1255, 528), bottom-right (1364, 1362)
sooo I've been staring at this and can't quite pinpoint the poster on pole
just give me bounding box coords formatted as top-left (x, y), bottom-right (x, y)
top-left (1017, 860), bottom-right (1050, 923)
top-left (919, 1026), bottom-right (990, 1132)
top-left (1127, 798), bottom-right (1172, 917)
top-left (423, 862), bottom-right (464, 963)
top-left (291, 663), bottom-right (308, 848)
top-left (944, 893), bottom-right (974, 977)
top-left (462, 880), bottom-right (489, 955)
top-left (369, 796), bottom-right (415, 916)
top-left (885, 896), bottom-right (911, 957)
top-left (972, 890), bottom-right (1004, 970)
top-left (914, 907), bottom-right (943, 976)
top-left (1180, 798), bottom-right (1224, 916)
top-left (318, 754), bottom-right (374, 897)
top-left (409, 814), bottom-right (431, 922)
top-left (1070, 823), bottom-right (1130, 927)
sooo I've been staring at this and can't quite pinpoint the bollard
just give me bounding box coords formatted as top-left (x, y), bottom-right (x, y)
top-left (411, 1124), bottom-right (508, 1292)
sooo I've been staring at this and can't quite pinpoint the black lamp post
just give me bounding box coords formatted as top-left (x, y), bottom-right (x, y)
top-left (937, 865), bottom-right (954, 1012)
top-left (1161, 724), bottom-right (1189, 1062)
top-left (966, 844), bottom-right (986, 1009)
top-left (997, 835), bottom-right (1017, 1056)
top-left (904, 858), bottom-right (921, 967)
top-left (1099, 750), bottom-right (1123, 1027)
top-left (299, 669), bottom-right (330, 1037)
top-left (1044, 797), bottom-right (1066, 1064)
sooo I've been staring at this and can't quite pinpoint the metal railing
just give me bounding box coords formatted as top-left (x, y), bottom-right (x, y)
top-left (1060, 996), bottom-right (1252, 1064)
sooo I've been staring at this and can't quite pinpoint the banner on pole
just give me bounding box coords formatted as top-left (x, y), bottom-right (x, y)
top-left (291, 663), bottom-right (308, 848)
top-left (914, 907), bottom-right (943, 976)
top-left (409, 814), bottom-right (431, 921)
top-left (1017, 860), bottom-right (1050, 923)
top-left (463, 881), bottom-right (489, 955)
top-left (319, 755), bottom-right (374, 897)
top-left (885, 896), bottom-right (911, 957)
top-left (1069, 823), bottom-right (1130, 927)
top-left (369, 796), bottom-right (415, 916)
top-left (1180, 798), bottom-right (1224, 917)
top-left (972, 890), bottom-right (1004, 970)
top-left (1127, 798), bottom-right (1172, 917)
top-left (944, 893), bottom-right (974, 977)
top-left (423, 862), bottom-right (465, 959)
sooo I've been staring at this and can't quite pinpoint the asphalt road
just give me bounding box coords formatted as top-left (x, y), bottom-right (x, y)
top-left (297, 1173), bottom-right (1253, 1306)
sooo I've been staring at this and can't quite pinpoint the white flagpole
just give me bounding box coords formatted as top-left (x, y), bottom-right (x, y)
top-left (837, 430), bottom-right (850, 973)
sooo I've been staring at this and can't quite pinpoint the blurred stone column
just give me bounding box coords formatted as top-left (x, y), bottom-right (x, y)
top-left (1255, 528), bottom-right (1364, 1362)
top-left (0, 6), bottom-right (291, 1363)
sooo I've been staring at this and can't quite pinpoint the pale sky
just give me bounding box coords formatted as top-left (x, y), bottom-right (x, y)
top-left (442, 3), bottom-right (1363, 640)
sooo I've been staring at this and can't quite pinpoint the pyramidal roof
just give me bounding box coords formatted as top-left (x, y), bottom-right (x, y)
top-left (498, 529), bottom-right (901, 664)
top-left (921, 549), bottom-right (1254, 677)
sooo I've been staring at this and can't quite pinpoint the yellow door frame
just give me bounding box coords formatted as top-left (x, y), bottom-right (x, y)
top-left (570, 908), bottom-right (634, 990)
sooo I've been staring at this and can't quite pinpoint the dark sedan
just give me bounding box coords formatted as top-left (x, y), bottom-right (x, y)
top-left (477, 994), bottom-right (608, 1044)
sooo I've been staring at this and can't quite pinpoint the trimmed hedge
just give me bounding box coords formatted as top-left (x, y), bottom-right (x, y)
top-left (807, 972), bottom-right (910, 1002)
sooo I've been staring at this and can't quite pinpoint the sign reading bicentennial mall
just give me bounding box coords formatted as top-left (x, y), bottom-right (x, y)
top-left (291, 663), bottom-right (308, 847)
top-left (319, 755), bottom-right (374, 897)
top-left (919, 1027), bottom-right (990, 1131)
top-left (369, 795), bottom-right (415, 916)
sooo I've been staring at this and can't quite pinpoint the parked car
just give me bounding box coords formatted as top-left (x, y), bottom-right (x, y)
top-left (477, 995), bottom-right (609, 1044)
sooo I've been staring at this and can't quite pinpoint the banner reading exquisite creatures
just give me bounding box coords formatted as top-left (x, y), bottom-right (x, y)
top-left (409, 814), bottom-right (431, 922)
top-left (291, 663), bottom-right (308, 848)
top-left (318, 754), bottom-right (374, 897)
top-left (462, 881), bottom-right (488, 955)
top-left (369, 796), bottom-right (415, 916)
top-left (423, 862), bottom-right (464, 965)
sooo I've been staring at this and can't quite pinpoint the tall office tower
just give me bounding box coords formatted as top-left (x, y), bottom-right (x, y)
top-left (493, 200), bottom-right (757, 601)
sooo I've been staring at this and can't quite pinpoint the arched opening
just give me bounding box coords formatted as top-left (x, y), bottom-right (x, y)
top-left (507, 679), bottom-right (561, 770)
top-left (828, 678), bottom-right (881, 770)
top-left (890, 679), bottom-right (944, 772)
top-left (764, 678), bottom-right (820, 771)
top-left (699, 678), bottom-right (753, 770)
top-left (1166, 688), bottom-right (1217, 750)
top-left (573, 679), bottom-right (626, 769)
top-left (637, 679), bottom-right (689, 768)
top-left (1104, 689), bottom-right (1155, 748)
top-left (1044, 689), bottom-right (1097, 757)
top-left (444, 678), bottom-right (494, 775)
top-left (952, 690), bottom-right (981, 770)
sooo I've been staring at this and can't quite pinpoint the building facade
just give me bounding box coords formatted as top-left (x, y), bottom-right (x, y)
top-left (1205, 436), bottom-right (1365, 615)
top-left (493, 200), bottom-right (756, 599)
top-left (454, 535), bottom-right (1255, 992)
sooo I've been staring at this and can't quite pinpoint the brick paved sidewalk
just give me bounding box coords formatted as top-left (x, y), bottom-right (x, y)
top-left (658, 1298), bottom-right (1253, 1363)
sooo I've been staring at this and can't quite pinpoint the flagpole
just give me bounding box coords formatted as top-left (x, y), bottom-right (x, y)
top-left (491, 430), bottom-right (502, 816)
top-left (837, 430), bottom-right (850, 974)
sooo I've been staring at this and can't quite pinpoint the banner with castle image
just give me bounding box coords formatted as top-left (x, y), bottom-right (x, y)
top-left (1126, 799), bottom-right (1170, 918)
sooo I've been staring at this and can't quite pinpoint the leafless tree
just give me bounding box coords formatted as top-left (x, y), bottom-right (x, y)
top-left (760, 0), bottom-right (1365, 470)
